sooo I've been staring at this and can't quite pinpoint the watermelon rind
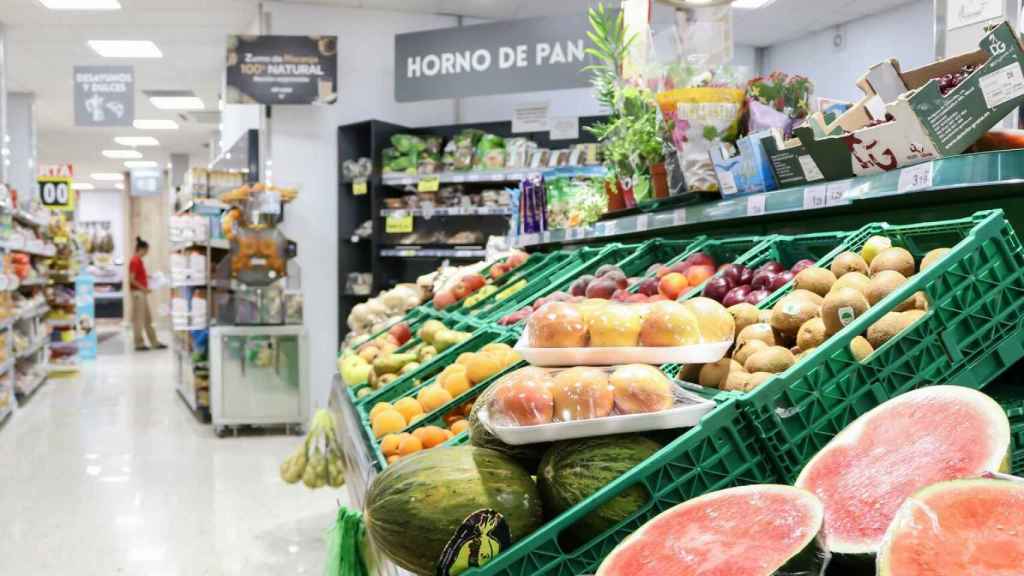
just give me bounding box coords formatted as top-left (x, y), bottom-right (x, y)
top-left (795, 385), bottom-right (1011, 560)
top-left (877, 478), bottom-right (1024, 576)
top-left (596, 484), bottom-right (829, 576)
top-left (364, 446), bottom-right (544, 576)
top-left (537, 434), bottom-right (661, 548)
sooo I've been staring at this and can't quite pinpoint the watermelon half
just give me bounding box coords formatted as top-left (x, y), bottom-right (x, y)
top-left (877, 478), bottom-right (1024, 575)
top-left (796, 385), bottom-right (1010, 563)
top-left (596, 484), bottom-right (828, 576)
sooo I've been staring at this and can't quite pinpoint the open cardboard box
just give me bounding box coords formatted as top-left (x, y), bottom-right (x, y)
top-left (767, 20), bottom-right (1024, 184)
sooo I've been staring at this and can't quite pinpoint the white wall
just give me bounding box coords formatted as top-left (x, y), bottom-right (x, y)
top-left (263, 1), bottom-right (459, 412)
top-left (78, 189), bottom-right (125, 262)
top-left (762, 0), bottom-right (933, 102)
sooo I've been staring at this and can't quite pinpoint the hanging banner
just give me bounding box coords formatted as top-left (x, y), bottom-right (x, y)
top-left (394, 14), bottom-right (596, 102)
top-left (76, 273), bottom-right (97, 360)
top-left (73, 65), bottom-right (134, 126)
top-left (226, 35), bottom-right (338, 105)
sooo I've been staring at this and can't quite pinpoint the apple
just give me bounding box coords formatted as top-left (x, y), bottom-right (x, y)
top-left (669, 261), bottom-right (692, 276)
top-left (746, 288), bottom-right (770, 305)
top-left (646, 263), bottom-right (663, 276)
top-left (611, 289), bottom-right (631, 302)
top-left (603, 270), bottom-right (629, 289)
top-left (655, 265), bottom-right (670, 278)
top-left (751, 270), bottom-right (777, 290)
top-left (768, 270), bottom-right (795, 291)
top-left (507, 250), bottom-right (528, 268)
top-left (452, 282), bottom-right (471, 300)
top-left (462, 274), bottom-right (486, 291)
top-left (595, 264), bottom-right (622, 278)
top-left (737, 265), bottom-right (753, 286)
top-left (585, 278), bottom-right (618, 299)
top-left (718, 264), bottom-right (742, 284)
top-left (636, 277), bottom-right (660, 297)
top-left (490, 262), bottom-right (509, 280)
top-left (433, 290), bottom-right (456, 309)
top-left (722, 285), bottom-right (752, 307)
top-left (685, 264), bottom-right (715, 287)
top-left (790, 258), bottom-right (816, 273)
top-left (388, 323), bottom-right (412, 346)
top-left (758, 261), bottom-right (784, 274)
top-left (570, 275), bottom-right (594, 297)
top-left (702, 276), bottom-right (733, 302)
top-left (658, 272), bottom-right (689, 300)
top-left (626, 293), bottom-right (648, 303)
top-left (686, 252), bottom-right (716, 268)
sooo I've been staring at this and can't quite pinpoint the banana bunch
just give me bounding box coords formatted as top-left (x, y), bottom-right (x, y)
top-left (280, 409), bottom-right (346, 489)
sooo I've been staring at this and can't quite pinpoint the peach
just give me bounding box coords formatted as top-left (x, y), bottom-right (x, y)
top-left (658, 272), bottom-right (689, 300)
top-left (417, 384), bottom-right (454, 412)
top-left (450, 419), bottom-right (470, 435)
top-left (609, 364), bottom-right (674, 414)
top-left (639, 301), bottom-right (701, 347)
top-left (397, 434), bottom-right (424, 456)
top-left (528, 301), bottom-right (588, 347)
top-left (394, 397), bottom-right (425, 423)
top-left (587, 303), bottom-right (643, 347)
top-left (438, 365), bottom-right (471, 397)
top-left (380, 433), bottom-right (410, 457)
top-left (551, 367), bottom-right (614, 422)
top-left (685, 264), bottom-right (715, 287)
top-left (372, 409), bottom-right (407, 438)
top-left (413, 425), bottom-right (449, 449)
top-left (465, 351), bottom-right (506, 384)
top-left (492, 370), bottom-right (555, 426)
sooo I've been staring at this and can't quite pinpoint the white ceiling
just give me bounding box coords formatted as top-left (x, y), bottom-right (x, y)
top-left (0, 0), bottom-right (916, 185)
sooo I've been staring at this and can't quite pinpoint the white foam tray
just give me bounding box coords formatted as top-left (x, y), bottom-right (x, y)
top-left (513, 331), bottom-right (731, 367)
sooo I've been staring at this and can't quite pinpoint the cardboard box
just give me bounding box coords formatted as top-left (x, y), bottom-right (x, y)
top-left (710, 131), bottom-right (779, 196)
top-left (770, 20), bottom-right (1024, 183)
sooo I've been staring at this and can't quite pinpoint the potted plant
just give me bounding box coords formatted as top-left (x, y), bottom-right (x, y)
top-left (584, 4), bottom-right (666, 209)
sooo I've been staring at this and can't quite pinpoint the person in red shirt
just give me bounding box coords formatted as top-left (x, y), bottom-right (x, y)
top-left (129, 237), bottom-right (165, 351)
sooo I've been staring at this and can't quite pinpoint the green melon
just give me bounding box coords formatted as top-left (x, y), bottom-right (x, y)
top-left (467, 381), bottom-right (549, 473)
top-left (538, 434), bottom-right (661, 547)
top-left (364, 445), bottom-right (543, 576)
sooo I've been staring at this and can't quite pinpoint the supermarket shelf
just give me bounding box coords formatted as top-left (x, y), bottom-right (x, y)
top-left (170, 238), bottom-right (230, 252)
top-left (0, 358), bottom-right (15, 376)
top-left (18, 277), bottom-right (46, 287)
top-left (382, 169), bottom-right (535, 187)
top-left (379, 247), bottom-right (486, 258)
top-left (379, 206), bottom-right (513, 218)
top-left (179, 198), bottom-right (229, 216)
top-left (17, 304), bottom-right (49, 321)
top-left (46, 318), bottom-right (75, 328)
top-left (0, 397), bottom-right (12, 427)
top-left (0, 318), bottom-right (14, 331)
top-left (17, 337), bottom-right (48, 360)
top-left (171, 278), bottom-right (208, 288)
top-left (94, 291), bottom-right (124, 300)
top-left (50, 340), bottom-right (78, 350)
top-left (13, 209), bottom-right (48, 228)
top-left (45, 362), bottom-right (80, 374)
top-left (15, 371), bottom-right (47, 397)
top-left (1, 240), bottom-right (56, 257)
top-left (518, 149), bottom-right (1024, 248)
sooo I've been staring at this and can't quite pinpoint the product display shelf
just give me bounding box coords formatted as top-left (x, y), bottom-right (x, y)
top-left (519, 149), bottom-right (1024, 250)
top-left (446, 251), bottom-right (575, 321)
top-left (379, 247), bottom-right (487, 259)
top-left (734, 210), bottom-right (1024, 481)
top-left (380, 206), bottom-right (514, 218)
top-left (986, 374), bottom-right (1024, 475)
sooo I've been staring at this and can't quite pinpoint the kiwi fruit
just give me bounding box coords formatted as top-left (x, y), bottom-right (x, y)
top-left (758, 309), bottom-right (773, 324)
top-left (685, 297), bottom-right (736, 343)
top-left (821, 287), bottom-right (870, 336)
top-left (794, 267), bottom-right (837, 297)
top-left (850, 336), bottom-right (874, 362)
top-left (920, 247), bottom-right (950, 271)
top-left (677, 363), bottom-right (702, 382)
top-left (795, 347), bottom-right (816, 361)
top-left (913, 291), bottom-right (929, 311)
top-left (796, 317), bottom-right (827, 351)
top-left (866, 312), bottom-right (910, 348)
top-left (869, 247), bottom-right (916, 277)
top-left (770, 294), bottom-right (820, 338)
top-left (721, 371), bottom-right (754, 392)
top-left (726, 303), bottom-right (761, 338)
top-left (830, 252), bottom-right (869, 277)
top-left (790, 289), bottom-right (825, 307)
top-left (748, 372), bottom-right (775, 388)
top-left (744, 346), bottom-right (796, 374)
top-left (733, 339), bottom-right (769, 366)
top-left (903, 309), bottom-right (927, 324)
top-left (736, 323), bottom-right (776, 349)
top-left (865, 270), bottom-right (913, 310)
top-left (831, 272), bottom-right (870, 295)
top-left (698, 358), bottom-right (744, 389)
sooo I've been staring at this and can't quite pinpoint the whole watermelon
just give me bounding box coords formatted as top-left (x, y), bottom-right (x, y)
top-left (468, 380), bottom-right (549, 473)
top-left (538, 435), bottom-right (661, 547)
top-left (365, 446), bottom-right (544, 576)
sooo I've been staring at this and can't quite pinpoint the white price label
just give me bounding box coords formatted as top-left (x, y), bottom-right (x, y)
top-left (718, 171), bottom-right (738, 196)
top-left (979, 62), bottom-right (1024, 108)
top-left (520, 233), bottom-right (539, 246)
top-left (605, 221), bottom-right (618, 235)
top-left (798, 155), bottom-right (825, 182)
top-left (898, 162), bottom-right (934, 193)
top-left (452, 174), bottom-right (467, 183)
top-left (420, 201), bottom-right (435, 220)
top-left (567, 227), bottom-right (584, 240)
top-left (826, 181), bottom-right (851, 206)
top-left (747, 195), bottom-right (766, 216)
top-left (802, 186), bottom-right (828, 210)
top-left (636, 214), bottom-right (650, 231)
top-left (673, 209), bottom-right (687, 226)
top-left (468, 173), bottom-right (482, 182)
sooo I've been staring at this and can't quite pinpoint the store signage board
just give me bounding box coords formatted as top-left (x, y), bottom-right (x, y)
top-left (550, 116), bottom-right (580, 140)
top-left (73, 66), bottom-right (134, 126)
top-left (226, 35), bottom-right (338, 105)
top-left (512, 102), bottom-right (550, 133)
top-left (130, 169), bottom-right (162, 197)
top-left (395, 14), bottom-right (596, 102)
top-left (38, 176), bottom-right (74, 211)
top-left (946, 0), bottom-right (1002, 31)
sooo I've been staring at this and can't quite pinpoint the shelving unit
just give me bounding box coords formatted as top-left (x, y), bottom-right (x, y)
top-left (8, 207), bottom-right (53, 396)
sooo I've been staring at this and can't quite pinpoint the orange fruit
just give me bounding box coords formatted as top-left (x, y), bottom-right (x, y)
top-left (450, 419), bottom-right (470, 435)
top-left (387, 454), bottom-right (401, 465)
top-left (418, 385), bottom-right (454, 412)
top-left (397, 434), bottom-right (424, 456)
top-left (481, 343), bottom-right (513, 354)
top-left (380, 433), bottom-right (410, 456)
top-left (369, 401), bottom-right (393, 420)
top-left (438, 365), bottom-right (472, 397)
top-left (444, 429), bottom-right (454, 439)
top-left (466, 351), bottom-right (505, 384)
top-left (394, 397), bottom-right (424, 422)
top-left (415, 425), bottom-right (449, 448)
top-left (455, 352), bottom-right (475, 367)
top-left (372, 409), bottom-right (407, 438)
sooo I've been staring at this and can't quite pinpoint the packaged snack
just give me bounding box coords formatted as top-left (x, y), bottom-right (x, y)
top-left (656, 86), bottom-right (746, 193)
top-left (476, 365), bottom-right (715, 444)
top-left (474, 133), bottom-right (506, 170)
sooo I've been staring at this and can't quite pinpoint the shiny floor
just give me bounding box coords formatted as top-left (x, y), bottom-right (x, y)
top-left (0, 334), bottom-right (343, 575)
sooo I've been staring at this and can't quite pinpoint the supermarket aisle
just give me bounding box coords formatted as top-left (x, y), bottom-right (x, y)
top-left (0, 338), bottom-right (341, 576)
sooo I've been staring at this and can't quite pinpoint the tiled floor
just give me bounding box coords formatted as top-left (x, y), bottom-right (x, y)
top-left (0, 334), bottom-right (342, 575)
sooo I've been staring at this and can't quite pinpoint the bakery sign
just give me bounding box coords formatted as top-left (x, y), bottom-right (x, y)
top-left (226, 35), bottom-right (338, 105)
top-left (395, 14), bottom-right (596, 102)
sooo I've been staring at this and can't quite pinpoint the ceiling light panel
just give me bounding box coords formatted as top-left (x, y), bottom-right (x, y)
top-left (91, 173), bottom-right (124, 181)
top-left (133, 119), bottom-right (179, 130)
top-left (124, 160), bottom-right (157, 168)
top-left (39, 0), bottom-right (121, 9)
top-left (101, 149), bottom-right (142, 159)
top-left (72, 182), bottom-right (95, 190)
top-left (114, 136), bottom-right (159, 147)
top-left (148, 96), bottom-right (204, 110)
top-left (732, 0), bottom-right (777, 8)
top-left (88, 40), bottom-right (162, 59)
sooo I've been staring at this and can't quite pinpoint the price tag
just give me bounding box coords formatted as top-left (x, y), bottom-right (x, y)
top-left (508, 173), bottom-right (524, 182)
top-left (420, 201), bottom-right (435, 220)
top-left (802, 185), bottom-right (827, 210)
top-left (38, 176), bottom-right (74, 211)
top-left (468, 173), bottom-right (482, 182)
top-left (635, 214), bottom-right (650, 231)
top-left (826, 181), bottom-right (851, 206)
top-left (352, 178), bottom-right (368, 196)
top-left (385, 212), bottom-right (414, 234)
top-left (747, 194), bottom-right (766, 216)
top-left (898, 162), bottom-right (934, 192)
top-left (673, 209), bottom-right (687, 226)
top-left (417, 176), bottom-right (440, 192)
top-left (566, 227), bottom-right (584, 240)
top-left (520, 233), bottom-right (539, 246)
top-left (605, 220), bottom-right (618, 235)
top-left (452, 174), bottom-right (467, 183)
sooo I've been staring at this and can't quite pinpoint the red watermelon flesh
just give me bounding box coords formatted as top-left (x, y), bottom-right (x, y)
top-left (796, 385), bottom-right (1010, 556)
top-left (596, 484), bottom-right (826, 576)
top-left (878, 478), bottom-right (1024, 575)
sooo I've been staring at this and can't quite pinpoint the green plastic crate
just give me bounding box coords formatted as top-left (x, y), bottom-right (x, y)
top-left (461, 398), bottom-right (780, 576)
top-left (445, 251), bottom-right (568, 318)
top-left (980, 372), bottom-right (1024, 475)
top-left (458, 251), bottom-right (581, 322)
top-left (343, 307), bottom-right (442, 402)
top-left (740, 209), bottom-right (1024, 481)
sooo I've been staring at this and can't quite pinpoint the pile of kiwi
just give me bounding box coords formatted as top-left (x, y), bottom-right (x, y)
top-left (679, 237), bottom-right (950, 393)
